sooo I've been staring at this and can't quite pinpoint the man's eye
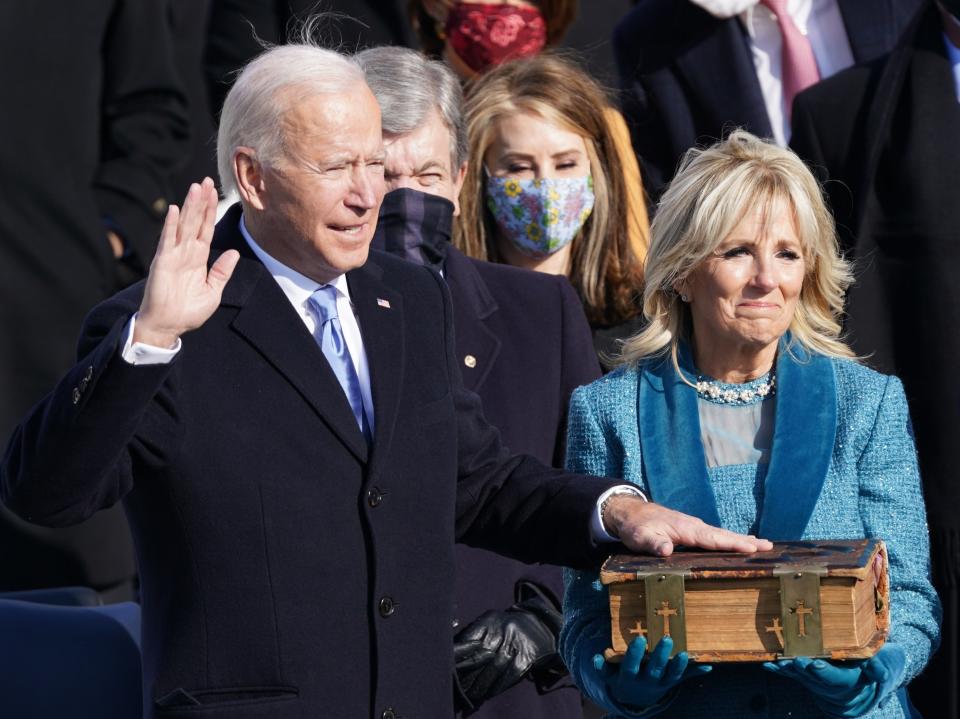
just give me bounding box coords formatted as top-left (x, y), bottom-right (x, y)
top-left (419, 174), bottom-right (442, 186)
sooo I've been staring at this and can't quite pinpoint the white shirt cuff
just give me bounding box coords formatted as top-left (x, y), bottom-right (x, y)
top-left (120, 313), bottom-right (181, 365)
top-left (591, 485), bottom-right (648, 543)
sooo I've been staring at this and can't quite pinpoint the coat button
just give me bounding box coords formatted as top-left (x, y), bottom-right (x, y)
top-left (381, 709), bottom-right (397, 719)
top-left (367, 487), bottom-right (384, 507)
top-left (463, 354), bottom-right (476, 369)
top-left (84, 366), bottom-right (93, 382)
top-left (71, 388), bottom-right (81, 404)
top-left (378, 596), bottom-right (396, 617)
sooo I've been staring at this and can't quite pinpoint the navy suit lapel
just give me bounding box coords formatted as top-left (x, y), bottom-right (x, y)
top-left (214, 208), bottom-right (369, 463)
top-left (347, 257), bottom-right (404, 479)
top-left (674, 11), bottom-right (774, 140)
top-left (443, 248), bottom-right (501, 393)
top-left (757, 342), bottom-right (837, 540)
top-left (637, 349), bottom-right (722, 527)
top-left (838, 0), bottom-right (902, 64)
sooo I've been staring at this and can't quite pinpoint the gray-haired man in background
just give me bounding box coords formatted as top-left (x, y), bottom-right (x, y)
top-left (356, 47), bottom-right (601, 718)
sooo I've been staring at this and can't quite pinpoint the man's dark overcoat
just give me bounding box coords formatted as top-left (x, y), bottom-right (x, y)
top-left (1, 207), bottom-right (620, 719)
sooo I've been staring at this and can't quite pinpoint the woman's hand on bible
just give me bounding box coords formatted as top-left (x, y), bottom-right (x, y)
top-left (762, 644), bottom-right (905, 717)
top-left (594, 635), bottom-right (711, 712)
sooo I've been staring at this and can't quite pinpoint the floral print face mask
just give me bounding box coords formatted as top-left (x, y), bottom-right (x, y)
top-left (485, 175), bottom-right (595, 259)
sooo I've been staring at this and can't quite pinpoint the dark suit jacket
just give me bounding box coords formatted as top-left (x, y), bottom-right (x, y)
top-left (613, 0), bottom-right (922, 200)
top-left (790, 8), bottom-right (959, 714)
top-left (445, 247), bottom-right (600, 719)
top-left (0, 0), bottom-right (189, 596)
top-left (1, 206), bottom-right (620, 719)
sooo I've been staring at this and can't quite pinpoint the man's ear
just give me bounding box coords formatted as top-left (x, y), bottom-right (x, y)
top-left (234, 148), bottom-right (267, 211)
top-left (452, 161), bottom-right (468, 216)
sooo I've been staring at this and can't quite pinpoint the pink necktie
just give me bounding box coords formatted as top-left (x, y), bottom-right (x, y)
top-left (759, 0), bottom-right (820, 120)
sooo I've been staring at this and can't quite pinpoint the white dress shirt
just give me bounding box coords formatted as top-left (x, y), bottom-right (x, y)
top-left (689, 0), bottom-right (854, 145)
top-left (740, 0), bottom-right (854, 144)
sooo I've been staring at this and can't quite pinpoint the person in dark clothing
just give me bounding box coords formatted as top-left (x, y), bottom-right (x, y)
top-left (0, 0), bottom-right (189, 599)
top-left (1, 40), bottom-right (771, 718)
top-left (613, 0), bottom-right (923, 202)
top-left (358, 45), bottom-right (600, 718)
top-left (790, 3), bottom-right (960, 714)
top-left (205, 0), bottom-right (415, 120)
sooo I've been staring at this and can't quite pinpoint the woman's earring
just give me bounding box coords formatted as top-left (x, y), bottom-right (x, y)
top-left (681, 294), bottom-right (689, 302)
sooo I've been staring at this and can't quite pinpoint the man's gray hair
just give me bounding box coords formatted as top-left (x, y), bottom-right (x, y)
top-left (355, 46), bottom-right (467, 173)
top-left (217, 43), bottom-right (366, 196)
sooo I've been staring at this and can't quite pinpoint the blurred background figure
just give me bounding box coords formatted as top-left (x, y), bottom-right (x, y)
top-left (454, 54), bottom-right (647, 368)
top-left (206, 0), bottom-right (415, 121)
top-left (358, 45), bottom-right (600, 719)
top-left (614, 0), bottom-right (923, 201)
top-left (791, 2), bottom-right (960, 715)
top-left (410, 0), bottom-right (576, 79)
top-left (0, 0), bottom-right (188, 599)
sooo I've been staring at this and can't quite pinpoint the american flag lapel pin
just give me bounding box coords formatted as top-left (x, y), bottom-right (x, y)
top-left (377, 298), bottom-right (391, 309)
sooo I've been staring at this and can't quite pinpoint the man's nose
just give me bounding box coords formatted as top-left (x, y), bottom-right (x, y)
top-left (347, 166), bottom-right (383, 211)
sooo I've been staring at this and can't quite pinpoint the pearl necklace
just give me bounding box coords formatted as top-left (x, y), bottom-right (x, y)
top-left (695, 370), bottom-right (776, 406)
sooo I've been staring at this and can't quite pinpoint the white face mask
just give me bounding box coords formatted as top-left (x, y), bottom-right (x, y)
top-left (687, 0), bottom-right (758, 18)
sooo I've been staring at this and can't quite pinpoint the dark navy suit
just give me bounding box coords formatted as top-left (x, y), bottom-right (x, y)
top-left (1, 206), bottom-right (620, 719)
top-left (446, 246), bottom-right (601, 718)
top-left (613, 0), bottom-right (922, 200)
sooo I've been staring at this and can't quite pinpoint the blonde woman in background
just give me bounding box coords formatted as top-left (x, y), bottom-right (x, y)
top-left (454, 53), bottom-right (647, 367)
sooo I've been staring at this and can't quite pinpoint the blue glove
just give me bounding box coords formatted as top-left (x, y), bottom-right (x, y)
top-left (592, 636), bottom-right (712, 714)
top-left (762, 644), bottom-right (906, 717)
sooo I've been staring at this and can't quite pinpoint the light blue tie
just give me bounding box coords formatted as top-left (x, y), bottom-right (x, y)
top-left (308, 285), bottom-right (370, 441)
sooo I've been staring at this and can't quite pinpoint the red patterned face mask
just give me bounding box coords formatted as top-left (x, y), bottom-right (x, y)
top-left (444, 3), bottom-right (547, 74)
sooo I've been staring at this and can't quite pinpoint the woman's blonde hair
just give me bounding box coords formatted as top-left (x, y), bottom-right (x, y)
top-left (619, 130), bottom-right (855, 367)
top-left (454, 53), bottom-right (645, 326)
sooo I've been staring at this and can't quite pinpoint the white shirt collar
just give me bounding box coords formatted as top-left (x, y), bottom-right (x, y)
top-left (739, 0), bottom-right (814, 39)
top-left (238, 214), bottom-right (351, 309)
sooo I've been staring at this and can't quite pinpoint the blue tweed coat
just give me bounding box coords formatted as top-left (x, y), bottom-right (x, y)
top-left (560, 344), bottom-right (940, 718)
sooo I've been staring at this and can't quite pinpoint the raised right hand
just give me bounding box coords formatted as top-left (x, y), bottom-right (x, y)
top-left (134, 178), bottom-right (239, 348)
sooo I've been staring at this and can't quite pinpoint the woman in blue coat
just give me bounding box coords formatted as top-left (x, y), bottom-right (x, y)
top-left (560, 131), bottom-right (940, 718)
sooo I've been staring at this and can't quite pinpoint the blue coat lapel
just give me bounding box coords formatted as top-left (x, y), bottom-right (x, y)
top-left (758, 343), bottom-right (837, 540)
top-left (637, 346), bottom-right (722, 527)
top-left (636, 340), bottom-right (837, 539)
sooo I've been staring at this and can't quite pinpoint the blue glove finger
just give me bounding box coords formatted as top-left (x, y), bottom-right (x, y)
top-left (661, 650), bottom-right (689, 685)
top-left (593, 653), bottom-right (616, 678)
top-left (861, 654), bottom-right (892, 686)
top-left (621, 636), bottom-right (648, 677)
top-left (803, 659), bottom-right (863, 690)
top-left (643, 636), bottom-right (674, 681)
top-left (683, 663), bottom-right (713, 680)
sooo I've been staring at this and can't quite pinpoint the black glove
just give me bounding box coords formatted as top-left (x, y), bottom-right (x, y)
top-left (453, 581), bottom-right (566, 713)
